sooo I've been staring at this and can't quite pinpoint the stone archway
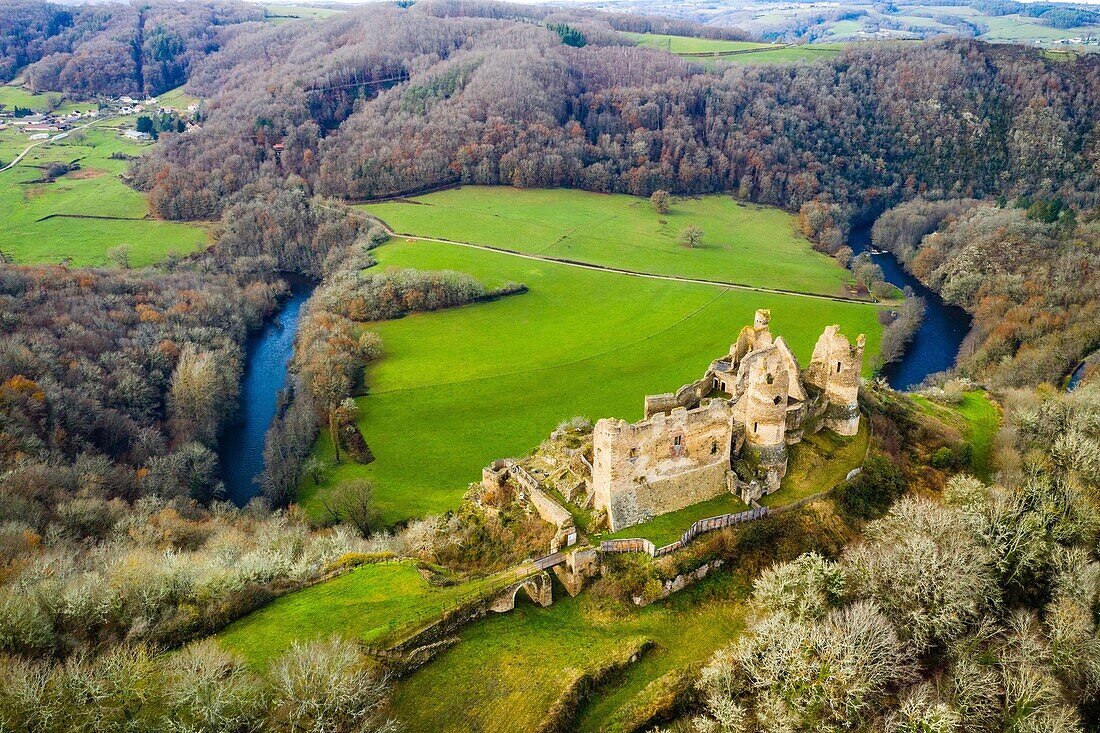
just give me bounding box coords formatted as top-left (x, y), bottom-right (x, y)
top-left (489, 571), bottom-right (553, 613)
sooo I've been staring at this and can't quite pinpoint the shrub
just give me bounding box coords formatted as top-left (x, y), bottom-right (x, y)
top-left (835, 455), bottom-right (906, 521)
top-left (931, 446), bottom-right (954, 469)
top-left (267, 637), bottom-right (395, 733)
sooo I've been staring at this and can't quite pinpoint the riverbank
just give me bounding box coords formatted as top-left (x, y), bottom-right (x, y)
top-left (219, 275), bottom-right (316, 505)
top-left (848, 224), bottom-right (971, 390)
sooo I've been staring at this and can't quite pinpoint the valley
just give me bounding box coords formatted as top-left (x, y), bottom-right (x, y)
top-left (1, 3), bottom-right (1098, 732)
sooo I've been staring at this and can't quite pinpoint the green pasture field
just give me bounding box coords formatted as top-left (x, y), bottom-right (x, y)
top-left (299, 237), bottom-right (884, 525)
top-left (979, 14), bottom-right (1100, 42)
top-left (911, 390), bottom-right (999, 481)
top-left (0, 121), bottom-right (208, 266)
top-left (626, 32), bottom-right (773, 54)
top-left (363, 187), bottom-right (856, 297)
top-left (263, 3), bottom-right (345, 20)
top-left (216, 560), bottom-right (510, 667)
top-left (389, 574), bottom-right (746, 733)
top-left (156, 85), bottom-right (200, 110)
top-left (717, 43), bottom-right (846, 65)
top-left (0, 85), bottom-right (84, 115)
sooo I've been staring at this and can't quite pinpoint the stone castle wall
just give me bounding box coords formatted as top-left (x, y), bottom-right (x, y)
top-left (590, 309), bottom-right (865, 533)
top-left (593, 401), bottom-right (735, 532)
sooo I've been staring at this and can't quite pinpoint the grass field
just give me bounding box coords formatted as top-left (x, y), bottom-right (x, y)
top-left (627, 32), bottom-right (772, 54)
top-left (979, 14), bottom-right (1100, 43)
top-left (156, 86), bottom-right (200, 110)
top-left (0, 85), bottom-right (84, 115)
top-left (216, 560), bottom-right (511, 667)
top-left (388, 574), bottom-right (746, 733)
top-left (299, 233), bottom-right (884, 525)
top-left (911, 390), bottom-right (999, 481)
top-left (263, 3), bottom-right (345, 20)
top-left (363, 188), bottom-right (856, 297)
top-left (0, 110), bottom-right (208, 266)
top-left (717, 43), bottom-right (847, 65)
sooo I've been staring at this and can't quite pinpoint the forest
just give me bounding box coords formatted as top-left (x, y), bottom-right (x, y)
top-left (2, 0), bottom-right (1100, 730)
top-left (1, 0), bottom-right (263, 96)
top-left (121, 2), bottom-right (1100, 225)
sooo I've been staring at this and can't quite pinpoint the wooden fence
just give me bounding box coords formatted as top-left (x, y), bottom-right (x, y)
top-left (600, 506), bottom-right (770, 557)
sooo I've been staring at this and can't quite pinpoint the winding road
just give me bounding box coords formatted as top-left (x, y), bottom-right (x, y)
top-left (0, 115), bottom-right (110, 174)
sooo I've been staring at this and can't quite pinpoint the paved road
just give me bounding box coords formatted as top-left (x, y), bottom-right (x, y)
top-left (0, 116), bottom-right (110, 174)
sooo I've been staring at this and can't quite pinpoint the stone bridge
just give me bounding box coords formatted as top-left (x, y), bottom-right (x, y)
top-left (489, 570), bottom-right (554, 612)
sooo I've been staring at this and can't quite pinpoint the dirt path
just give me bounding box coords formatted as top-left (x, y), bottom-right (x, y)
top-left (342, 206), bottom-right (876, 305)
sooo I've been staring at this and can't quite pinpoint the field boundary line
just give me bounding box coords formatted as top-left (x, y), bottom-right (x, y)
top-left (341, 206), bottom-right (873, 305)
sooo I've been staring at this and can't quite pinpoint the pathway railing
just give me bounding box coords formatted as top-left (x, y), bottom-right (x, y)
top-left (600, 506), bottom-right (770, 557)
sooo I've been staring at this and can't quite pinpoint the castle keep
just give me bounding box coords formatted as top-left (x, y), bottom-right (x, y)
top-left (592, 310), bottom-right (864, 532)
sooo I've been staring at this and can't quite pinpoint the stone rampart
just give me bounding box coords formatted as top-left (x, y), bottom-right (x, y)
top-left (593, 401), bottom-right (735, 531)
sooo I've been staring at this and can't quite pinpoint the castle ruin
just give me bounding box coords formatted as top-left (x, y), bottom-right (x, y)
top-left (592, 309), bottom-right (864, 532)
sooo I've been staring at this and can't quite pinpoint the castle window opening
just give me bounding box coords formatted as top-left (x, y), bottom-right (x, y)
top-left (773, 395), bottom-right (782, 405)
top-left (710, 440), bottom-right (718, 454)
top-left (766, 373), bottom-right (774, 385)
top-left (753, 421), bottom-right (758, 433)
top-left (837, 361), bottom-right (842, 373)
top-left (673, 435), bottom-right (682, 447)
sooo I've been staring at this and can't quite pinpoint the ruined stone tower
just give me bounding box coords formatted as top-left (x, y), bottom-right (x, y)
top-left (589, 311), bottom-right (866, 533)
top-left (804, 326), bottom-right (865, 436)
top-left (737, 344), bottom-right (792, 489)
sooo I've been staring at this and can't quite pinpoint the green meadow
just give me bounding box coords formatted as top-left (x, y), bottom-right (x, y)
top-left (626, 32), bottom-right (772, 54)
top-left (0, 85), bottom-right (84, 115)
top-left (216, 561), bottom-right (512, 667)
top-left (363, 187), bottom-right (855, 297)
top-left (0, 115), bottom-right (208, 266)
top-left (718, 43), bottom-right (847, 65)
top-left (388, 574), bottom-right (746, 733)
top-left (300, 235), bottom-right (884, 525)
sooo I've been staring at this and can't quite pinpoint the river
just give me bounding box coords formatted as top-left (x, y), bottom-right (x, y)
top-left (219, 276), bottom-right (314, 505)
top-left (216, 224), bottom-right (969, 500)
top-left (848, 224), bottom-right (972, 391)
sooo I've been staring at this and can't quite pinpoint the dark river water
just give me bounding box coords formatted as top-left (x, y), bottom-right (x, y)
top-left (848, 224), bottom-right (972, 390)
top-left (219, 276), bottom-right (314, 505)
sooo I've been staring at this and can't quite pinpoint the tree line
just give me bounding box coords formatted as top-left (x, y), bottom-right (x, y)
top-left (119, 4), bottom-right (1098, 226)
top-left (1, 0), bottom-right (263, 96)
